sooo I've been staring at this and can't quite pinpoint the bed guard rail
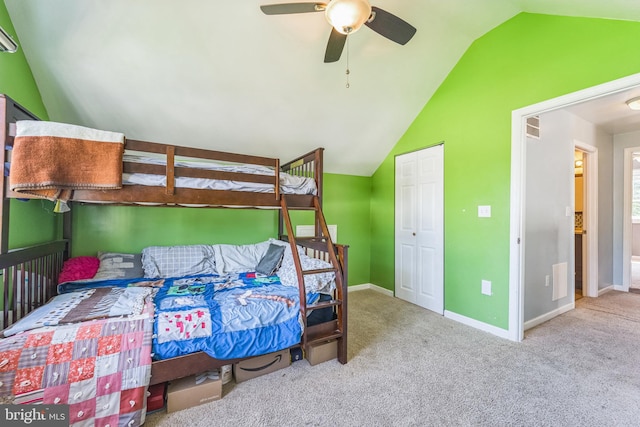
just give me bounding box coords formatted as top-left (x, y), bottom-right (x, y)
top-left (0, 240), bottom-right (67, 330)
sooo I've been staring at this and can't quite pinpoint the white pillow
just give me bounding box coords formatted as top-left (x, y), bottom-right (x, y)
top-left (142, 245), bottom-right (216, 278)
top-left (277, 250), bottom-right (336, 294)
top-left (93, 252), bottom-right (144, 280)
top-left (268, 238), bottom-right (336, 294)
top-left (212, 241), bottom-right (272, 274)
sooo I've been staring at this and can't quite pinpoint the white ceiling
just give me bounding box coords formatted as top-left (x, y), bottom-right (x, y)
top-left (6, 0), bottom-right (640, 175)
top-left (563, 88), bottom-right (640, 135)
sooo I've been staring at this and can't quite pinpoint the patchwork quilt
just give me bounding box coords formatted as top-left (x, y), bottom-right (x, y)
top-left (58, 272), bottom-right (318, 361)
top-left (0, 299), bottom-right (153, 427)
top-left (0, 270), bottom-right (317, 425)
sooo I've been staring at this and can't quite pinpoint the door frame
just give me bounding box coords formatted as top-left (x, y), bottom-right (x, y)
top-left (509, 72), bottom-right (640, 342)
top-left (574, 140), bottom-right (599, 298)
top-left (622, 146), bottom-right (640, 291)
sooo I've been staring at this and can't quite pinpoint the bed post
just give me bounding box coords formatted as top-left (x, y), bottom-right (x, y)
top-left (0, 95), bottom-right (9, 254)
top-left (314, 148), bottom-right (323, 238)
top-left (63, 209), bottom-right (72, 259)
top-left (336, 243), bottom-right (348, 364)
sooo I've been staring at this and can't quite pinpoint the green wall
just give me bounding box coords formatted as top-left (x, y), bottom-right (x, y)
top-left (0, 3), bottom-right (46, 119)
top-left (72, 172), bottom-right (371, 286)
top-left (0, 4), bottom-right (59, 248)
top-left (370, 13), bottom-right (640, 330)
top-left (323, 173), bottom-right (371, 286)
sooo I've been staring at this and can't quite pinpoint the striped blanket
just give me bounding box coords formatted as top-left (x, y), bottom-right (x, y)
top-left (10, 120), bottom-right (124, 211)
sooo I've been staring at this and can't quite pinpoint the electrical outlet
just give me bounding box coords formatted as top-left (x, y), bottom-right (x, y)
top-left (481, 280), bottom-right (492, 296)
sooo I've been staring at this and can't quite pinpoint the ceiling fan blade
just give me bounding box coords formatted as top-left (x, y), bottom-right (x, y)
top-left (260, 3), bottom-right (326, 15)
top-left (324, 28), bottom-right (347, 63)
top-left (365, 6), bottom-right (416, 45)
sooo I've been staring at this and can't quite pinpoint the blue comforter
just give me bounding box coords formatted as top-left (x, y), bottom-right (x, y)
top-left (58, 272), bottom-right (318, 360)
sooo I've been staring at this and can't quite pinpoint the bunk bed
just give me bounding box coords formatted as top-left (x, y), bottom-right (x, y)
top-left (0, 94), bottom-right (348, 422)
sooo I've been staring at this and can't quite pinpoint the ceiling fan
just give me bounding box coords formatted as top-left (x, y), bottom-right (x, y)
top-left (260, 0), bottom-right (416, 63)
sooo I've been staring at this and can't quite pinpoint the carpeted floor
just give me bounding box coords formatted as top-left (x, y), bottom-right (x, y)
top-left (143, 289), bottom-right (640, 427)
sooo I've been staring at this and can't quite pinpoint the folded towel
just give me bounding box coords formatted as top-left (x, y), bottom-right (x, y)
top-left (10, 120), bottom-right (125, 210)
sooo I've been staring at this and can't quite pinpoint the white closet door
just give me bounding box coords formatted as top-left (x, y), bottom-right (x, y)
top-left (395, 145), bottom-right (444, 314)
top-left (395, 152), bottom-right (418, 303)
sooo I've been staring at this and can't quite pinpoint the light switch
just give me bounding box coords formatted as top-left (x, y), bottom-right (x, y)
top-left (478, 205), bottom-right (491, 218)
top-left (481, 280), bottom-right (492, 296)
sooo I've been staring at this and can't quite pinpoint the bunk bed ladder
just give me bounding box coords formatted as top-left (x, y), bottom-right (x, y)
top-left (280, 195), bottom-right (347, 364)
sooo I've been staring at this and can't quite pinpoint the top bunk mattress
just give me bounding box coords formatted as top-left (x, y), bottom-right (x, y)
top-left (122, 153), bottom-right (317, 195)
top-left (5, 117), bottom-right (322, 208)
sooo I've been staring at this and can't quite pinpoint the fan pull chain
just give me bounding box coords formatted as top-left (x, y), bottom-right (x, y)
top-left (345, 37), bottom-right (350, 89)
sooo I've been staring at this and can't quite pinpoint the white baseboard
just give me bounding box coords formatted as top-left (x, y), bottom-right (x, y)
top-left (599, 285), bottom-right (615, 295)
top-left (444, 310), bottom-right (511, 340)
top-left (348, 283), bottom-right (394, 297)
top-left (523, 302), bottom-right (574, 331)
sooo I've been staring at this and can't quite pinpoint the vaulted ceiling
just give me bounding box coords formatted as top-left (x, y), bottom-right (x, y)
top-left (6, 0), bottom-right (640, 175)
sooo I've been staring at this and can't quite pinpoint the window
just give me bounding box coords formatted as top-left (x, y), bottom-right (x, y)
top-left (632, 165), bottom-right (640, 222)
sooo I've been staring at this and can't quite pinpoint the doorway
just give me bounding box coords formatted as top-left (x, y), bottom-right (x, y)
top-left (394, 144), bottom-right (444, 314)
top-left (622, 146), bottom-right (640, 293)
top-left (520, 112), bottom-right (576, 331)
top-left (516, 118), bottom-right (601, 335)
top-left (574, 141), bottom-right (599, 300)
top-left (631, 149), bottom-right (640, 293)
top-left (574, 149), bottom-right (585, 300)
top-left (509, 74), bottom-right (637, 341)
top-left (573, 144), bottom-right (599, 301)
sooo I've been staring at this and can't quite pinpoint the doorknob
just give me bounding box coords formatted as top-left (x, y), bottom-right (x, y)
top-left (412, 232), bottom-right (416, 236)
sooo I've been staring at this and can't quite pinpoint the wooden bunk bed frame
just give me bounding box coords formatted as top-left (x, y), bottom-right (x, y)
top-left (0, 94), bottom-right (348, 387)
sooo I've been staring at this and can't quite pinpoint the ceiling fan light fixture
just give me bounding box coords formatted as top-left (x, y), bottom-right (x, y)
top-left (325, 0), bottom-right (371, 35)
top-left (626, 96), bottom-right (640, 111)
top-left (0, 26), bottom-right (18, 53)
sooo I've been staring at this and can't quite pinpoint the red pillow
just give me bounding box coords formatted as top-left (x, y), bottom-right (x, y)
top-left (58, 256), bottom-right (100, 284)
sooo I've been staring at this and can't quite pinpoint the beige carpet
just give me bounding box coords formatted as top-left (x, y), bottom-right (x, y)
top-left (144, 289), bottom-right (640, 427)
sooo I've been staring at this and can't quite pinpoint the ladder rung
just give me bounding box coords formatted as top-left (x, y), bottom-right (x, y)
top-left (306, 332), bottom-right (343, 346)
top-left (308, 299), bottom-right (341, 311)
top-left (307, 319), bottom-right (339, 337)
top-left (302, 268), bottom-right (337, 275)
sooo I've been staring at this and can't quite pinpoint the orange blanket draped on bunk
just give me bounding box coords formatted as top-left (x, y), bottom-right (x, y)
top-left (9, 120), bottom-right (124, 210)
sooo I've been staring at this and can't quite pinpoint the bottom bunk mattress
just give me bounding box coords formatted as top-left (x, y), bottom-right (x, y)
top-left (58, 272), bottom-right (319, 361)
top-left (152, 272), bottom-right (318, 360)
top-left (0, 300), bottom-right (154, 427)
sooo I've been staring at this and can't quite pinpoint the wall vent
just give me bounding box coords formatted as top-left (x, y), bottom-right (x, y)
top-left (526, 115), bottom-right (540, 139)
